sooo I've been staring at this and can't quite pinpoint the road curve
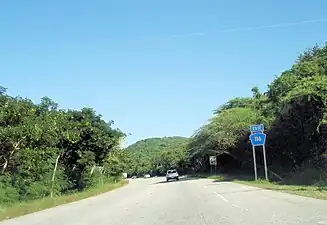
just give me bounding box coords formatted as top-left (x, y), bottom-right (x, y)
top-left (1, 176), bottom-right (327, 225)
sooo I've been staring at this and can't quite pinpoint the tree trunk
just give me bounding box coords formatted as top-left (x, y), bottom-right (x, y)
top-left (2, 137), bottom-right (26, 174)
top-left (1, 150), bottom-right (15, 174)
top-left (51, 153), bottom-right (61, 198)
top-left (1, 157), bottom-right (8, 174)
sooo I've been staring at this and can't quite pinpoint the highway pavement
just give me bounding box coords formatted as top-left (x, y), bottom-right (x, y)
top-left (1, 176), bottom-right (327, 225)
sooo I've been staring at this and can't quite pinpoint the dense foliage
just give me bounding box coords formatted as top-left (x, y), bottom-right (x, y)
top-left (189, 43), bottom-right (327, 184)
top-left (125, 137), bottom-right (190, 176)
top-left (0, 90), bottom-right (126, 205)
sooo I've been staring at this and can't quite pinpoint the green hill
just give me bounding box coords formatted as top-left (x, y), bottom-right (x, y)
top-left (125, 136), bottom-right (190, 176)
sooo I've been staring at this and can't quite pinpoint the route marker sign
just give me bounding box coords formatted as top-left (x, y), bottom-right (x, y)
top-left (249, 133), bottom-right (266, 146)
top-left (249, 124), bottom-right (268, 181)
top-left (250, 124), bottom-right (264, 133)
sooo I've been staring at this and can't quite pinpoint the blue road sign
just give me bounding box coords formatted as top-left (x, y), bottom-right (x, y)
top-left (250, 124), bottom-right (264, 133)
top-left (249, 133), bottom-right (266, 146)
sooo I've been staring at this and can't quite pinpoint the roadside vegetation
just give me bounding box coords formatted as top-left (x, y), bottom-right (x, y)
top-left (0, 89), bottom-right (129, 219)
top-left (187, 43), bottom-right (327, 197)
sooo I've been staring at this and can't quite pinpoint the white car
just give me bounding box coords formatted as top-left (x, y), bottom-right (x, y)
top-left (144, 174), bottom-right (150, 178)
top-left (166, 169), bottom-right (179, 182)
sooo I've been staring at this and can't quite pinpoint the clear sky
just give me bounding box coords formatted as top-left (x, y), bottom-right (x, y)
top-left (1, 0), bottom-right (327, 146)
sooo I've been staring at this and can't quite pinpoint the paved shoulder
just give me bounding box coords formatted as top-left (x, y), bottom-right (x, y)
top-left (0, 179), bottom-right (148, 225)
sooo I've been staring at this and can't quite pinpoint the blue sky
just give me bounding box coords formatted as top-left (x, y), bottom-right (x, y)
top-left (1, 0), bottom-right (327, 146)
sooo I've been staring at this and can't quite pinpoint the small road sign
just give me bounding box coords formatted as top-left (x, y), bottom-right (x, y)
top-left (209, 156), bottom-right (217, 166)
top-left (249, 133), bottom-right (266, 146)
top-left (249, 124), bottom-right (268, 181)
top-left (250, 124), bottom-right (264, 133)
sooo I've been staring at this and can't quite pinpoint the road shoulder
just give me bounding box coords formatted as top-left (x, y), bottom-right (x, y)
top-left (190, 174), bottom-right (327, 200)
top-left (0, 180), bottom-right (128, 222)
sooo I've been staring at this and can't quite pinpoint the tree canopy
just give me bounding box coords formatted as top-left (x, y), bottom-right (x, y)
top-left (0, 90), bottom-right (126, 205)
top-left (189, 43), bottom-right (327, 182)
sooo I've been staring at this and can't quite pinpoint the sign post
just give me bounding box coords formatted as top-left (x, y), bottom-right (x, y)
top-left (252, 144), bottom-right (258, 180)
top-left (263, 145), bottom-right (268, 181)
top-left (249, 124), bottom-right (268, 181)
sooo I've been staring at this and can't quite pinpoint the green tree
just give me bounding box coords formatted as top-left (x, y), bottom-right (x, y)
top-left (0, 88), bottom-right (126, 204)
top-left (190, 43), bottom-right (327, 182)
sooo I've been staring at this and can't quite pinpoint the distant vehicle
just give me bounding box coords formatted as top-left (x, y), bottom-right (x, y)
top-left (166, 169), bottom-right (179, 182)
top-left (144, 174), bottom-right (151, 178)
top-left (131, 176), bottom-right (137, 179)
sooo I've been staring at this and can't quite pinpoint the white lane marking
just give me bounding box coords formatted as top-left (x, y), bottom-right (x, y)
top-left (213, 191), bottom-right (250, 212)
top-left (318, 222), bottom-right (327, 224)
top-left (232, 204), bottom-right (249, 212)
top-left (213, 192), bottom-right (228, 202)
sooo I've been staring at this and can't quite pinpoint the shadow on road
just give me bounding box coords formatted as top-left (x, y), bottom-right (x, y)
top-left (152, 175), bottom-right (203, 185)
top-left (215, 188), bottom-right (266, 195)
top-left (211, 174), bottom-right (254, 182)
top-left (152, 173), bottom-right (257, 185)
top-left (150, 173), bottom-right (323, 195)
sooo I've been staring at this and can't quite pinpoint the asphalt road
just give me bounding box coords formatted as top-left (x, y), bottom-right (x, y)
top-left (1, 176), bottom-right (327, 225)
